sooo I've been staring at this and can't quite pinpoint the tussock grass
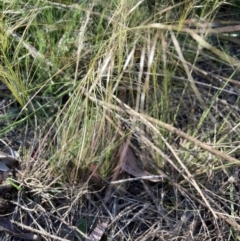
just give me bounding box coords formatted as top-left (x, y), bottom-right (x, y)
top-left (0, 0), bottom-right (240, 240)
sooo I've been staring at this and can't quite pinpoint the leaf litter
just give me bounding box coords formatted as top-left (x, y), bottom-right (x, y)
top-left (121, 142), bottom-right (162, 182)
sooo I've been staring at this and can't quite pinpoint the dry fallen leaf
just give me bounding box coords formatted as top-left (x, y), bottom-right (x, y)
top-left (0, 162), bottom-right (10, 172)
top-left (105, 141), bottom-right (161, 203)
top-left (85, 222), bottom-right (108, 241)
top-left (0, 151), bottom-right (19, 184)
top-left (0, 217), bottom-right (41, 240)
top-left (0, 151), bottom-right (19, 168)
top-left (121, 142), bottom-right (161, 182)
top-left (89, 164), bottom-right (101, 182)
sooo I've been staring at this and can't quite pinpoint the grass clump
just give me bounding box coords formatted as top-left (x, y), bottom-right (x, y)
top-left (0, 0), bottom-right (240, 240)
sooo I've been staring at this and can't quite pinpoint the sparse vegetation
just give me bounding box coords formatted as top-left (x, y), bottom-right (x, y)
top-left (0, 0), bottom-right (240, 240)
